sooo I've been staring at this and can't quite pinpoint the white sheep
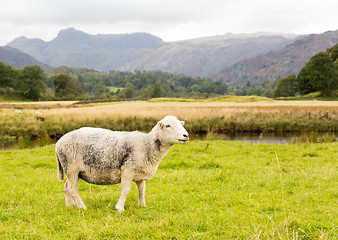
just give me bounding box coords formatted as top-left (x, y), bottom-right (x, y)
top-left (55, 115), bottom-right (189, 212)
top-left (15, 110), bottom-right (23, 114)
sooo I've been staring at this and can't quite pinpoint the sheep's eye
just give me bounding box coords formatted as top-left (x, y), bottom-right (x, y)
top-left (165, 125), bottom-right (171, 128)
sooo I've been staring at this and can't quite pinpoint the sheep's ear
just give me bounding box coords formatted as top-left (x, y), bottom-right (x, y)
top-left (180, 121), bottom-right (185, 126)
top-left (158, 122), bottom-right (164, 129)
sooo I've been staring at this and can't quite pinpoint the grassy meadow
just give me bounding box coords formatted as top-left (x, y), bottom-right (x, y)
top-left (1, 99), bottom-right (338, 148)
top-left (0, 141), bottom-right (337, 239)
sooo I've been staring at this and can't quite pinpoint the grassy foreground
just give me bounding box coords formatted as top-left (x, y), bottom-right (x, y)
top-left (0, 141), bottom-right (337, 239)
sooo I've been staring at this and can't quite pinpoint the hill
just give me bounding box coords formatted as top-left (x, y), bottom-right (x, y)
top-left (7, 28), bottom-right (296, 75)
top-left (0, 46), bottom-right (49, 68)
top-left (212, 30), bottom-right (338, 86)
top-left (130, 34), bottom-right (296, 77)
top-left (7, 28), bottom-right (165, 71)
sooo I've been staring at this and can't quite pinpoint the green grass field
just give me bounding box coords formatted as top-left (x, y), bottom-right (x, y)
top-left (0, 141), bottom-right (337, 239)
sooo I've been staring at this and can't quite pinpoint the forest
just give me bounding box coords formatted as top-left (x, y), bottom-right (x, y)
top-left (0, 64), bottom-right (232, 100)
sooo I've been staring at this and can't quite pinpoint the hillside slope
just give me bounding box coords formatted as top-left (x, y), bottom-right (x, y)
top-left (131, 35), bottom-right (296, 77)
top-left (212, 30), bottom-right (338, 86)
top-left (0, 46), bottom-right (49, 68)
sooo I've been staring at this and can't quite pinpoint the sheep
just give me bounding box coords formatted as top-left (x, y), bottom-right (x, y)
top-left (55, 115), bottom-right (189, 212)
top-left (15, 110), bottom-right (23, 114)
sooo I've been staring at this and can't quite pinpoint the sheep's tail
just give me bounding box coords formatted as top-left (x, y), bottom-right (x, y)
top-left (56, 153), bottom-right (64, 182)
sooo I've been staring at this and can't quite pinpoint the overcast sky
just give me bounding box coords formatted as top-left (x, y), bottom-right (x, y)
top-left (1, 0), bottom-right (337, 45)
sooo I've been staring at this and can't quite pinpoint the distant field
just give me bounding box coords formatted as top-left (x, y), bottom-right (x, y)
top-left (0, 101), bottom-right (77, 109)
top-left (1, 99), bottom-right (337, 148)
top-left (31, 100), bottom-right (338, 125)
top-left (2, 99), bottom-right (337, 119)
top-left (1, 101), bottom-right (77, 105)
top-left (0, 141), bottom-right (337, 239)
top-left (106, 86), bottom-right (125, 93)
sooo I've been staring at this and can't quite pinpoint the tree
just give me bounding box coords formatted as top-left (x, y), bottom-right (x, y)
top-left (297, 52), bottom-right (338, 96)
top-left (273, 75), bottom-right (298, 97)
top-left (44, 88), bottom-right (55, 100)
top-left (92, 83), bottom-right (109, 96)
top-left (53, 74), bottom-right (68, 98)
top-left (297, 65), bottom-right (316, 95)
top-left (190, 84), bottom-right (200, 92)
top-left (152, 81), bottom-right (164, 98)
top-left (0, 62), bottom-right (17, 89)
top-left (143, 85), bottom-right (153, 98)
top-left (328, 43), bottom-right (338, 62)
top-left (19, 65), bottom-right (47, 100)
top-left (124, 81), bottom-right (135, 98)
top-left (54, 73), bottom-right (84, 99)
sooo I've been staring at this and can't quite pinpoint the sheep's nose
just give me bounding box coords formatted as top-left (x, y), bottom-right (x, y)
top-left (183, 134), bottom-right (189, 139)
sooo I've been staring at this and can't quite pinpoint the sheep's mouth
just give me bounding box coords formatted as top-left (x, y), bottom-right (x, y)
top-left (178, 138), bottom-right (189, 143)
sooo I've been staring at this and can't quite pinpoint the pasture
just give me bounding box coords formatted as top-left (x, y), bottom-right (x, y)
top-left (0, 141), bottom-right (337, 239)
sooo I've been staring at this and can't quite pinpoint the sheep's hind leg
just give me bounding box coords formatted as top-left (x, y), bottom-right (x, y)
top-left (64, 180), bottom-right (74, 207)
top-left (66, 174), bottom-right (87, 210)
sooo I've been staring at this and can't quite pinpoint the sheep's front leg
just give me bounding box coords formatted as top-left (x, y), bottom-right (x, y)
top-left (136, 180), bottom-right (146, 207)
top-left (115, 172), bottom-right (133, 213)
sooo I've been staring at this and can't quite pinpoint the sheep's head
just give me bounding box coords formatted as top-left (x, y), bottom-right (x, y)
top-left (156, 115), bottom-right (189, 145)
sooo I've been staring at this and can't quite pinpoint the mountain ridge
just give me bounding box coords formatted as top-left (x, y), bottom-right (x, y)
top-left (6, 28), bottom-right (297, 75)
top-left (7, 28), bottom-right (165, 70)
top-left (131, 35), bottom-right (297, 77)
top-left (176, 32), bottom-right (298, 44)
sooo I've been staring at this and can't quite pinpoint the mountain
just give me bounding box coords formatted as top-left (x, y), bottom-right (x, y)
top-left (212, 30), bottom-right (338, 87)
top-left (8, 28), bottom-right (338, 84)
top-left (7, 28), bottom-right (296, 75)
top-left (7, 28), bottom-right (165, 71)
top-left (131, 34), bottom-right (297, 77)
top-left (181, 32), bottom-right (298, 43)
top-left (0, 46), bottom-right (49, 68)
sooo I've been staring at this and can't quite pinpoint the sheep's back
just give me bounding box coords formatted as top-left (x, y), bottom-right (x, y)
top-left (56, 127), bottom-right (147, 171)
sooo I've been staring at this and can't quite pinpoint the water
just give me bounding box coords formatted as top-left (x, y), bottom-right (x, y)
top-left (190, 132), bottom-right (338, 144)
top-left (1, 132), bottom-right (337, 150)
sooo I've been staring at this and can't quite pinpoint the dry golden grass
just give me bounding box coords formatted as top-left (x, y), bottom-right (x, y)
top-left (29, 100), bottom-right (338, 122)
top-left (1, 100), bottom-right (336, 125)
top-left (0, 101), bottom-right (77, 110)
top-left (0, 101), bottom-right (77, 105)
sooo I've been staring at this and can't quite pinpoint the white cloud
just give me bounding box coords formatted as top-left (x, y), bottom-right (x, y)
top-left (0, 0), bottom-right (337, 45)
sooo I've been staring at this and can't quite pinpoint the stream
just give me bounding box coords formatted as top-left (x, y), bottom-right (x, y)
top-left (1, 131), bottom-right (337, 150)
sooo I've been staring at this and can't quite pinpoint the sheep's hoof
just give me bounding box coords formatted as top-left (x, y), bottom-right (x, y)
top-left (115, 204), bottom-right (125, 213)
top-left (80, 205), bottom-right (87, 210)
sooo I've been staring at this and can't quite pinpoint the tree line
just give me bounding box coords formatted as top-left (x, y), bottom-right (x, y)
top-left (274, 43), bottom-right (338, 97)
top-left (0, 62), bottom-right (278, 100)
top-left (0, 65), bottom-right (230, 100)
top-left (49, 68), bottom-right (230, 100)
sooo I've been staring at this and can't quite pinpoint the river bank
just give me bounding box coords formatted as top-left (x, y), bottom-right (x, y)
top-left (1, 100), bottom-right (337, 148)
